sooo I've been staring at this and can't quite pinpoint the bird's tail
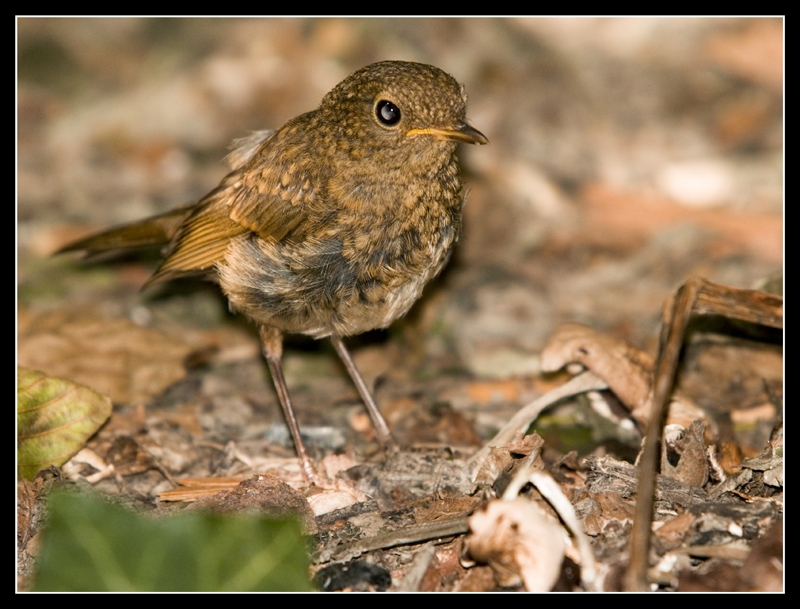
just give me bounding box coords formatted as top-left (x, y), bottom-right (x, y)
top-left (55, 205), bottom-right (194, 258)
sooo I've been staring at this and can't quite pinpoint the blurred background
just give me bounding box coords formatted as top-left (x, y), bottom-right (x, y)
top-left (17, 18), bottom-right (783, 457)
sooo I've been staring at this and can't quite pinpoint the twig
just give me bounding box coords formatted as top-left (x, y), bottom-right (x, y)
top-left (315, 516), bottom-right (470, 564)
top-left (469, 371), bottom-right (608, 481)
top-left (624, 277), bottom-right (782, 591)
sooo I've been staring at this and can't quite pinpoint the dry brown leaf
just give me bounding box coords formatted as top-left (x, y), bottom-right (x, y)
top-left (542, 323), bottom-right (714, 432)
top-left (542, 323), bottom-right (653, 424)
top-left (18, 309), bottom-right (193, 405)
top-left (661, 421), bottom-right (709, 487)
top-left (654, 512), bottom-right (696, 550)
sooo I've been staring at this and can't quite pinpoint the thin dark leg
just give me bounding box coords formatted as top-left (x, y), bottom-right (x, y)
top-left (330, 335), bottom-right (396, 449)
top-left (259, 325), bottom-right (319, 482)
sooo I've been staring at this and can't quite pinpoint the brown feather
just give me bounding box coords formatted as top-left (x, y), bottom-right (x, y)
top-left (55, 205), bottom-right (193, 256)
top-left (54, 61), bottom-right (488, 481)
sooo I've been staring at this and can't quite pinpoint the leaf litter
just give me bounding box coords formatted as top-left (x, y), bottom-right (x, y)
top-left (18, 18), bottom-right (782, 592)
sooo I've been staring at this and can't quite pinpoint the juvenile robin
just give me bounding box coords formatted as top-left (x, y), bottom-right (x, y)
top-left (59, 60), bottom-right (488, 481)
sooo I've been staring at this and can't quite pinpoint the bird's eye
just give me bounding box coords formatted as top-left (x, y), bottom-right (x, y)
top-left (375, 100), bottom-right (401, 126)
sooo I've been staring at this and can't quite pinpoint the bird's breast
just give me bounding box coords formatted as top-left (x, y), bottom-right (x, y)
top-left (217, 193), bottom-right (460, 339)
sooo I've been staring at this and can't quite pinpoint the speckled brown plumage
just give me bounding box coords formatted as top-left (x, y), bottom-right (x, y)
top-left (59, 60), bottom-right (487, 481)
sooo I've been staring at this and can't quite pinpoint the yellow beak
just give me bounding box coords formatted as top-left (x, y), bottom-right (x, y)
top-left (406, 122), bottom-right (488, 145)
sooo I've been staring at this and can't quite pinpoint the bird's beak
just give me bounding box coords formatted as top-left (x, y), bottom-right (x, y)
top-left (407, 122), bottom-right (488, 145)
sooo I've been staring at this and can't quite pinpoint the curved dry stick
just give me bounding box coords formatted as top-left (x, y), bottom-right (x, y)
top-left (469, 371), bottom-right (608, 481)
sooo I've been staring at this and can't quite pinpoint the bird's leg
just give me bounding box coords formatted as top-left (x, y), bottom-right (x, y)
top-left (330, 334), bottom-right (396, 449)
top-left (259, 325), bottom-right (320, 482)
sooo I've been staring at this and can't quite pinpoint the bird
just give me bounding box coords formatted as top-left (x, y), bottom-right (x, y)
top-left (58, 60), bottom-right (488, 481)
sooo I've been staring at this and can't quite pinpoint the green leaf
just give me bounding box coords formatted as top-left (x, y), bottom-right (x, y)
top-left (17, 367), bottom-right (113, 479)
top-left (33, 492), bottom-right (314, 591)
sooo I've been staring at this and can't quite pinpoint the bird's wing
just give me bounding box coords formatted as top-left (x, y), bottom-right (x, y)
top-left (149, 126), bottom-right (322, 285)
top-left (227, 127), bottom-right (324, 242)
top-left (146, 187), bottom-right (247, 285)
